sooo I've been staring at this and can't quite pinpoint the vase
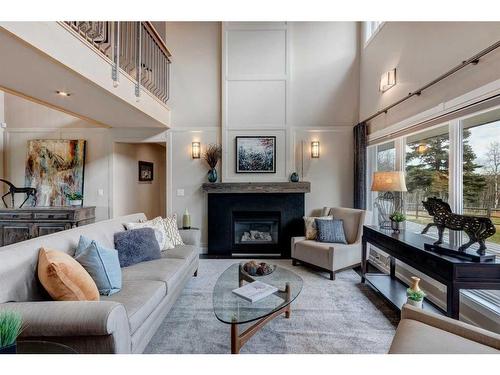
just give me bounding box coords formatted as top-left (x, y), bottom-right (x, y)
top-left (0, 343), bottom-right (16, 354)
top-left (207, 168), bottom-right (217, 183)
top-left (182, 208), bottom-right (191, 229)
top-left (406, 298), bottom-right (423, 308)
top-left (409, 276), bottom-right (421, 292)
top-left (390, 220), bottom-right (401, 233)
top-left (69, 199), bottom-right (82, 206)
top-left (290, 172), bottom-right (299, 182)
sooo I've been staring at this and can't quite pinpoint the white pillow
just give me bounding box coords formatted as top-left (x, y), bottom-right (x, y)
top-left (303, 215), bottom-right (333, 240)
top-left (125, 216), bottom-right (174, 251)
top-left (162, 214), bottom-right (184, 246)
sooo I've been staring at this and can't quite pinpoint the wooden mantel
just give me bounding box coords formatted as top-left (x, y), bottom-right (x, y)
top-left (201, 182), bottom-right (311, 194)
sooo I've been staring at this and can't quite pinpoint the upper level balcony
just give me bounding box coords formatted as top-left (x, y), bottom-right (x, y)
top-left (0, 22), bottom-right (172, 128)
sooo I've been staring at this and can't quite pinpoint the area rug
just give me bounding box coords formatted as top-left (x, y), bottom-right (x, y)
top-left (144, 259), bottom-right (398, 354)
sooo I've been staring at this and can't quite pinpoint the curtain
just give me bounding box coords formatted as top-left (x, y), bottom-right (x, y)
top-left (353, 122), bottom-right (368, 209)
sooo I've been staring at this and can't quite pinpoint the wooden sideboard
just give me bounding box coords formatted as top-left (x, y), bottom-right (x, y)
top-left (0, 207), bottom-right (95, 246)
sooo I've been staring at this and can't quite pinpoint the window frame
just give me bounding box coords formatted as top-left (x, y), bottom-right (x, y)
top-left (366, 106), bottom-right (500, 320)
top-left (363, 21), bottom-right (385, 47)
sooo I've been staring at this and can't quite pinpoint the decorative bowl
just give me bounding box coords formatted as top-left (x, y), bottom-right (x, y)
top-left (241, 261), bottom-right (276, 277)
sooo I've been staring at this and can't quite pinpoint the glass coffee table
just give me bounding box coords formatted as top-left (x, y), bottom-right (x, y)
top-left (213, 263), bottom-right (303, 354)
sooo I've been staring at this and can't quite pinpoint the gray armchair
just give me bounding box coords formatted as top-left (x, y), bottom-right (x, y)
top-left (291, 207), bottom-right (368, 280)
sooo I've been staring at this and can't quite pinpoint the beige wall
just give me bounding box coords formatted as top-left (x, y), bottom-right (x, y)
top-left (112, 142), bottom-right (166, 219)
top-left (360, 22), bottom-right (500, 133)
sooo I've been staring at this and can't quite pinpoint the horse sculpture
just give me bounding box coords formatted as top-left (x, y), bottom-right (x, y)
top-left (0, 179), bottom-right (37, 208)
top-left (421, 197), bottom-right (496, 254)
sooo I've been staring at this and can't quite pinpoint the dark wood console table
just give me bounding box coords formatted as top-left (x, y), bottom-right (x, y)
top-left (361, 225), bottom-right (500, 319)
top-left (0, 207), bottom-right (95, 246)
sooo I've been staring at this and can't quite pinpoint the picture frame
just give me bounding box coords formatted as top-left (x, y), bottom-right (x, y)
top-left (138, 161), bottom-right (154, 182)
top-left (235, 136), bottom-right (276, 173)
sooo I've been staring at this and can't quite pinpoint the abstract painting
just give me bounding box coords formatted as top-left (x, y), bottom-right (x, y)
top-left (25, 139), bottom-right (86, 207)
top-left (236, 136), bottom-right (276, 173)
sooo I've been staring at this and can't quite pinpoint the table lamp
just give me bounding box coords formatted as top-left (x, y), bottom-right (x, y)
top-left (371, 171), bottom-right (407, 228)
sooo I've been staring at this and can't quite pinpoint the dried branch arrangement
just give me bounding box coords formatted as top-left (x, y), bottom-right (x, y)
top-left (203, 144), bottom-right (222, 169)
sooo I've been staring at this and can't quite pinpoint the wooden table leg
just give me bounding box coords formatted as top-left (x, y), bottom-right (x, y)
top-left (447, 284), bottom-right (460, 319)
top-left (231, 320), bottom-right (240, 354)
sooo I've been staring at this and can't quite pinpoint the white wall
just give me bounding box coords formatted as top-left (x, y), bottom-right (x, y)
top-left (360, 22), bottom-right (500, 133)
top-left (163, 22), bottom-right (360, 250)
top-left (113, 142), bottom-right (166, 219)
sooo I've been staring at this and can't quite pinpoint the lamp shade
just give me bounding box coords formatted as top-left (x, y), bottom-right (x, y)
top-left (371, 171), bottom-right (407, 192)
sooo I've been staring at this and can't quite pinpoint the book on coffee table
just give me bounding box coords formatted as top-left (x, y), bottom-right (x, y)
top-left (232, 281), bottom-right (278, 303)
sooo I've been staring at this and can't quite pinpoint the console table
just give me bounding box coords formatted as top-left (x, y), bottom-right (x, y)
top-left (0, 207), bottom-right (95, 246)
top-left (361, 225), bottom-right (500, 319)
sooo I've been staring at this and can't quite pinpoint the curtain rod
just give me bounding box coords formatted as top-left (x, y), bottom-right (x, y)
top-left (361, 39), bottom-right (500, 124)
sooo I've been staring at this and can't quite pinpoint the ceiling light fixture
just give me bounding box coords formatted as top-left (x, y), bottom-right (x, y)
top-left (55, 90), bottom-right (72, 97)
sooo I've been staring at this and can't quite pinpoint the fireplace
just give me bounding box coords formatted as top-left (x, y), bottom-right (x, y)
top-left (233, 211), bottom-right (280, 253)
top-left (203, 182), bottom-right (310, 257)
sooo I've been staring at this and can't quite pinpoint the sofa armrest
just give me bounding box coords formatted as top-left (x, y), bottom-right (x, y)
top-left (0, 301), bottom-right (131, 352)
top-left (179, 229), bottom-right (201, 247)
top-left (401, 304), bottom-right (500, 349)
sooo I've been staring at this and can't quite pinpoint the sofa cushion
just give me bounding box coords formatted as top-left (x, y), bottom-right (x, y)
top-left (303, 216), bottom-right (332, 240)
top-left (293, 240), bottom-right (333, 271)
top-left (125, 217), bottom-right (174, 251)
top-left (37, 248), bottom-right (100, 301)
top-left (330, 207), bottom-right (363, 244)
top-left (162, 215), bottom-right (184, 246)
top-left (389, 319), bottom-right (499, 354)
top-left (114, 228), bottom-right (161, 267)
top-left (315, 218), bottom-right (347, 244)
top-left (121, 258), bottom-right (188, 294)
top-left (74, 237), bottom-right (122, 296)
top-left (101, 279), bottom-right (166, 334)
top-left (162, 245), bottom-right (198, 264)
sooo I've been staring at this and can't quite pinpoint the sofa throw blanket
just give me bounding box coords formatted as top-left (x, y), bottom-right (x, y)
top-left (114, 228), bottom-right (161, 267)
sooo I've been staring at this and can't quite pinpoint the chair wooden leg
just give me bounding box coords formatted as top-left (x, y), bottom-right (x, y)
top-left (330, 271), bottom-right (335, 281)
top-left (292, 259), bottom-right (298, 266)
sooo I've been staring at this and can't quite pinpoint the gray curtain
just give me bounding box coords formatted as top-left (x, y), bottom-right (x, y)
top-left (353, 122), bottom-right (368, 209)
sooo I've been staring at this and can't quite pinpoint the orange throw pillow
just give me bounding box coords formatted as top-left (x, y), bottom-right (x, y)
top-left (37, 248), bottom-right (99, 301)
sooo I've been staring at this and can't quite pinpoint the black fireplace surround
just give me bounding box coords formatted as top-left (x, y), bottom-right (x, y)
top-left (207, 193), bottom-right (305, 257)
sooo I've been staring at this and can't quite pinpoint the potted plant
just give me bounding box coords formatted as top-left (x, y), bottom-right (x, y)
top-left (406, 276), bottom-right (426, 308)
top-left (0, 311), bottom-right (22, 354)
top-left (65, 190), bottom-right (83, 206)
top-left (389, 211), bottom-right (406, 233)
top-left (203, 144), bottom-right (222, 183)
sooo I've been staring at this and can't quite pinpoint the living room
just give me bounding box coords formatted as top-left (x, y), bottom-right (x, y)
top-left (0, 0), bottom-right (499, 372)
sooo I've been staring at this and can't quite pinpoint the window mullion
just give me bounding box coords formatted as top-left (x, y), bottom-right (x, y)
top-left (449, 119), bottom-right (463, 247)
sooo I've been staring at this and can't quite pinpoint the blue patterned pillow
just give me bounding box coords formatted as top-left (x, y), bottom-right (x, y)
top-left (114, 228), bottom-right (161, 267)
top-left (315, 218), bottom-right (348, 244)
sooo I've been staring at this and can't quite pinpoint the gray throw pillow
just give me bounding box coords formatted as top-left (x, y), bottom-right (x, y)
top-left (315, 218), bottom-right (348, 244)
top-left (114, 228), bottom-right (161, 267)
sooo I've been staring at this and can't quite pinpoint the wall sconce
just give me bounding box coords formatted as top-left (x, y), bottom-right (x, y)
top-left (311, 141), bottom-right (320, 158)
top-left (379, 68), bottom-right (396, 92)
top-left (191, 142), bottom-right (201, 159)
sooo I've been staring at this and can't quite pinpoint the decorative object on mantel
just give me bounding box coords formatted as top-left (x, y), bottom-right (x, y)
top-left (0, 310), bottom-right (22, 354)
top-left (202, 182), bottom-right (311, 194)
top-left (421, 197), bottom-right (496, 256)
top-left (290, 172), bottom-right (299, 182)
top-left (203, 144), bottom-right (222, 183)
top-left (65, 190), bottom-right (83, 206)
top-left (389, 211), bottom-right (406, 233)
top-left (371, 171), bottom-right (407, 228)
top-left (25, 139), bottom-right (86, 207)
top-left (182, 208), bottom-right (191, 229)
top-left (406, 276), bottom-right (426, 309)
top-left (0, 179), bottom-right (37, 208)
top-left (138, 161), bottom-right (154, 182)
top-left (241, 260), bottom-right (276, 277)
top-left (236, 136), bottom-right (276, 173)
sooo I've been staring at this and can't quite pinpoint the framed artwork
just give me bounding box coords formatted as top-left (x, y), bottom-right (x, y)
top-left (236, 136), bottom-right (276, 173)
top-left (25, 139), bottom-right (86, 206)
top-left (138, 161), bottom-right (154, 182)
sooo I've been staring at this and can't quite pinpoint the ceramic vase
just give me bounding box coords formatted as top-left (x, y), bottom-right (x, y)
top-left (407, 276), bottom-right (424, 308)
top-left (290, 172), bottom-right (299, 182)
top-left (391, 220), bottom-right (401, 233)
top-left (69, 199), bottom-right (82, 206)
top-left (207, 168), bottom-right (217, 183)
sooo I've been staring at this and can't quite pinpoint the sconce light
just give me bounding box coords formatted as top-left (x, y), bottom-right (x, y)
top-left (191, 142), bottom-right (201, 159)
top-left (379, 68), bottom-right (396, 92)
top-left (311, 141), bottom-right (320, 158)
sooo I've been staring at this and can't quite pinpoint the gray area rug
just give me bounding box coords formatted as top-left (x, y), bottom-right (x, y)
top-left (144, 259), bottom-right (398, 354)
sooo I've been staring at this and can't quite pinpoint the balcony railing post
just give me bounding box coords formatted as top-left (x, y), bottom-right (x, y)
top-left (112, 22), bottom-right (120, 87)
top-left (135, 22), bottom-right (142, 100)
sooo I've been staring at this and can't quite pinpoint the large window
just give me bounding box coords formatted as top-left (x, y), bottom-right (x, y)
top-left (405, 126), bottom-right (449, 233)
